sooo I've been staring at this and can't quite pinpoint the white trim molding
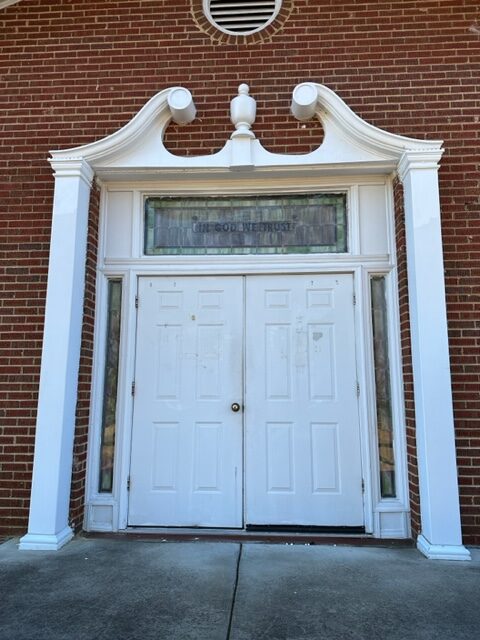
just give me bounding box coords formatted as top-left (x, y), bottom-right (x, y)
top-left (20, 159), bottom-right (94, 552)
top-left (22, 83), bottom-right (469, 559)
top-left (48, 83), bottom-right (444, 182)
top-left (399, 150), bottom-right (470, 561)
top-left (417, 534), bottom-right (472, 562)
top-left (19, 527), bottom-right (73, 552)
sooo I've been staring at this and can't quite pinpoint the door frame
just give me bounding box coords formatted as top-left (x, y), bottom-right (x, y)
top-left (84, 178), bottom-right (411, 539)
top-left (125, 265), bottom-right (376, 535)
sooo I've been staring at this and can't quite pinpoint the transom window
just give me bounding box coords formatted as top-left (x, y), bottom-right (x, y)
top-left (144, 194), bottom-right (348, 256)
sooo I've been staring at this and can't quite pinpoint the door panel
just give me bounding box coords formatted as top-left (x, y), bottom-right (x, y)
top-left (245, 274), bottom-right (364, 526)
top-left (128, 276), bottom-right (243, 527)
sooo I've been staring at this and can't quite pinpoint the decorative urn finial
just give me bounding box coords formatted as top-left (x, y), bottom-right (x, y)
top-left (230, 84), bottom-right (256, 139)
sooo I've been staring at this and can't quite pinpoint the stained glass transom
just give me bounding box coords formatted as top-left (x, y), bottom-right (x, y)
top-left (144, 194), bottom-right (347, 255)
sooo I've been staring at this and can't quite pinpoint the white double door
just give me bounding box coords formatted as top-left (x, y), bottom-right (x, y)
top-left (128, 274), bottom-right (364, 528)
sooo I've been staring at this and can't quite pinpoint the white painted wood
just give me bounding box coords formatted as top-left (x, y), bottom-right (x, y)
top-left (167, 88), bottom-right (196, 124)
top-left (86, 255), bottom-right (402, 535)
top-left (351, 264), bottom-right (377, 536)
top-left (377, 511), bottom-right (410, 540)
top-left (18, 527), bottom-right (73, 552)
top-left (358, 185), bottom-right (388, 255)
top-left (104, 191), bottom-right (133, 259)
top-left (417, 534), bottom-right (471, 561)
top-left (93, 181), bottom-right (399, 536)
top-left (19, 159), bottom-right (94, 551)
top-left (83, 264), bottom-right (133, 534)
top-left (348, 185), bottom-right (361, 256)
top-left (230, 84), bottom-right (256, 139)
top-left (291, 83), bottom-right (318, 121)
top-left (104, 256), bottom-right (393, 274)
top-left (87, 261), bottom-right (414, 537)
top-left (128, 276), bottom-right (243, 527)
top-left (34, 83), bottom-right (463, 556)
top-left (245, 274), bottom-right (364, 526)
top-left (49, 84), bottom-right (442, 182)
top-left (362, 267), bottom-right (411, 540)
top-left (113, 269), bottom-right (137, 531)
top-left (399, 151), bottom-right (470, 560)
top-left (87, 505), bottom-right (114, 532)
top-left (128, 273), bottom-right (366, 529)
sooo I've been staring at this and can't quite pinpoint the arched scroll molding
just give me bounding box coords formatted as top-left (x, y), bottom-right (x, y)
top-left (19, 83), bottom-right (470, 560)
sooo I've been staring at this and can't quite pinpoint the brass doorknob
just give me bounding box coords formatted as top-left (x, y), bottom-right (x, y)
top-left (231, 402), bottom-right (241, 413)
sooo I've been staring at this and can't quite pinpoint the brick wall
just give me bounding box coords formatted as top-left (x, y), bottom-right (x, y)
top-left (0, 0), bottom-right (479, 542)
top-left (393, 178), bottom-right (420, 538)
top-left (69, 182), bottom-right (100, 533)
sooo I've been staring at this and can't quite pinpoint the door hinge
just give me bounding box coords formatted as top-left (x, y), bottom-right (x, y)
top-left (356, 381), bottom-right (360, 397)
top-left (135, 295), bottom-right (139, 309)
top-left (127, 476), bottom-right (131, 491)
top-left (362, 479), bottom-right (365, 493)
top-left (131, 381), bottom-right (136, 396)
top-left (353, 293), bottom-right (356, 306)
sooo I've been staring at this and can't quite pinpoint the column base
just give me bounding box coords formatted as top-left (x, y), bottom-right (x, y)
top-left (19, 526), bottom-right (74, 551)
top-left (417, 534), bottom-right (471, 561)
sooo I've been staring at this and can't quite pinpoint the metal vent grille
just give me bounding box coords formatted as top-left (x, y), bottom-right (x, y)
top-left (206, 0), bottom-right (280, 35)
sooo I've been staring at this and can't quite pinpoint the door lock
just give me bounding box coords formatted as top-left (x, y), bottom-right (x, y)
top-left (231, 402), bottom-right (241, 413)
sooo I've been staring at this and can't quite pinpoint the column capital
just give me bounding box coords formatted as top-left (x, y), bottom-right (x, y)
top-left (49, 157), bottom-right (95, 186)
top-left (398, 148), bottom-right (444, 182)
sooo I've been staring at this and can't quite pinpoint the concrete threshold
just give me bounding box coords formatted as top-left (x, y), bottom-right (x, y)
top-left (83, 527), bottom-right (414, 548)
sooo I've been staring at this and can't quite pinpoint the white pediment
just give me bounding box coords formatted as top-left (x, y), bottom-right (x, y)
top-left (50, 83), bottom-right (443, 180)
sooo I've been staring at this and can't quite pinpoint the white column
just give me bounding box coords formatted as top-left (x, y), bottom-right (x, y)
top-left (398, 151), bottom-right (470, 561)
top-left (19, 159), bottom-right (94, 551)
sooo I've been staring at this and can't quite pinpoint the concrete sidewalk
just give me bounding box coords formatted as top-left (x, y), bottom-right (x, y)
top-left (0, 537), bottom-right (479, 640)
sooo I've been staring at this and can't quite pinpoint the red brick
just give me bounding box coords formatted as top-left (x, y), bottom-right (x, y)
top-left (1, 0), bottom-right (479, 543)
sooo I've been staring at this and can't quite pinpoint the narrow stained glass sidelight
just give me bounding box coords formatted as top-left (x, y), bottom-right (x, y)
top-left (98, 280), bottom-right (122, 493)
top-left (370, 276), bottom-right (396, 498)
top-left (144, 194), bottom-right (347, 255)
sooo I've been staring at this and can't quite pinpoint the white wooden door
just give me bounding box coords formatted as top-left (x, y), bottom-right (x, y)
top-left (129, 273), bottom-right (363, 529)
top-left (128, 276), bottom-right (244, 527)
top-left (245, 274), bottom-right (364, 526)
